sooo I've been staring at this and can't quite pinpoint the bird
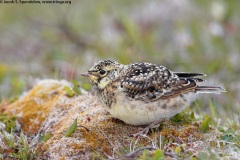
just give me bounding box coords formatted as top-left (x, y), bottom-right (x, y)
top-left (81, 60), bottom-right (225, 135)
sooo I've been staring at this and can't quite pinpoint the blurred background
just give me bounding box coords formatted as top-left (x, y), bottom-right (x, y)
top-left (0, 0), bottom-right (239, 125)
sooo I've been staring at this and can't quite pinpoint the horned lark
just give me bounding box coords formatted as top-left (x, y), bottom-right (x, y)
top-left (82, 60), bottom-right (225, 133)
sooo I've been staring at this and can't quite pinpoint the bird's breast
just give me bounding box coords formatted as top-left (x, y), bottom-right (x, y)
top-left (98, 82), bottom-right (119, 109)
top-left (108, 93), bottom-right (195, 125)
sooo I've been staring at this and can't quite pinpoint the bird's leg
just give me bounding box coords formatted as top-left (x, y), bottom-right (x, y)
top-left (131, 121), bottom-right (162, 137)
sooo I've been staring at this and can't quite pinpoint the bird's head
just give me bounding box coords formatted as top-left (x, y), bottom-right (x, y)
top-left (81, 60), bottom-right (121, 89)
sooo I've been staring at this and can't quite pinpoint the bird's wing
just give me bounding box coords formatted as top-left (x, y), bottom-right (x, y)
top-left (161, 78), bottom-right (198, 99)
top-left (159, 72), bottom-right (224, 99)
top-left (120, 62), bottom-right (179, 101)
top-left (120, 63), bottom-right (216, 102)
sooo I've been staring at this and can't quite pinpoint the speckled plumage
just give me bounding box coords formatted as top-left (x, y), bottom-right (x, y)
top-left (82, 60), bottom-right (225, 126)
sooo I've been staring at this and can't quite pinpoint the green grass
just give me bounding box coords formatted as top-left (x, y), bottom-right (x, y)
top-left (1, 129), bottom-right (37, 160)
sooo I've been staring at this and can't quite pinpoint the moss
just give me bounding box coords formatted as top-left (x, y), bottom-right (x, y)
top-left (157, 120), bottom-right (204, 142)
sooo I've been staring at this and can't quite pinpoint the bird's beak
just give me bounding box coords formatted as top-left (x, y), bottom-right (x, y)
top-left (81, 71), bottom-right (96, 77)
top-left (81, 72), bottom-right (98, 83)
top-left (81, 72), bottom-right (91, 77)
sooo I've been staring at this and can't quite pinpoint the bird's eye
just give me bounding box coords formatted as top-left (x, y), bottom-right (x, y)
top-left (99, 70), bottom-right (106, 75)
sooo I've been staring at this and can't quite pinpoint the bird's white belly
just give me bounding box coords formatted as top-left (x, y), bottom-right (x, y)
top-left (108, 94), bottom-right (194, 125)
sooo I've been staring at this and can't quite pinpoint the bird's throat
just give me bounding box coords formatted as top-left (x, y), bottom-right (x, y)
top-left (97, 77), bottom-right (111, 89)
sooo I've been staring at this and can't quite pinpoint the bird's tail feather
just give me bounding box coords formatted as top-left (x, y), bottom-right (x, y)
top-left (174, 72), bottom-right (206, 78)
top-left (196, 86), bottom-right (226, 94)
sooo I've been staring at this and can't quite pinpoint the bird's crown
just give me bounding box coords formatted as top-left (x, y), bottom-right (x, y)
top-left (89, 60), bottom-right (120, 75)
